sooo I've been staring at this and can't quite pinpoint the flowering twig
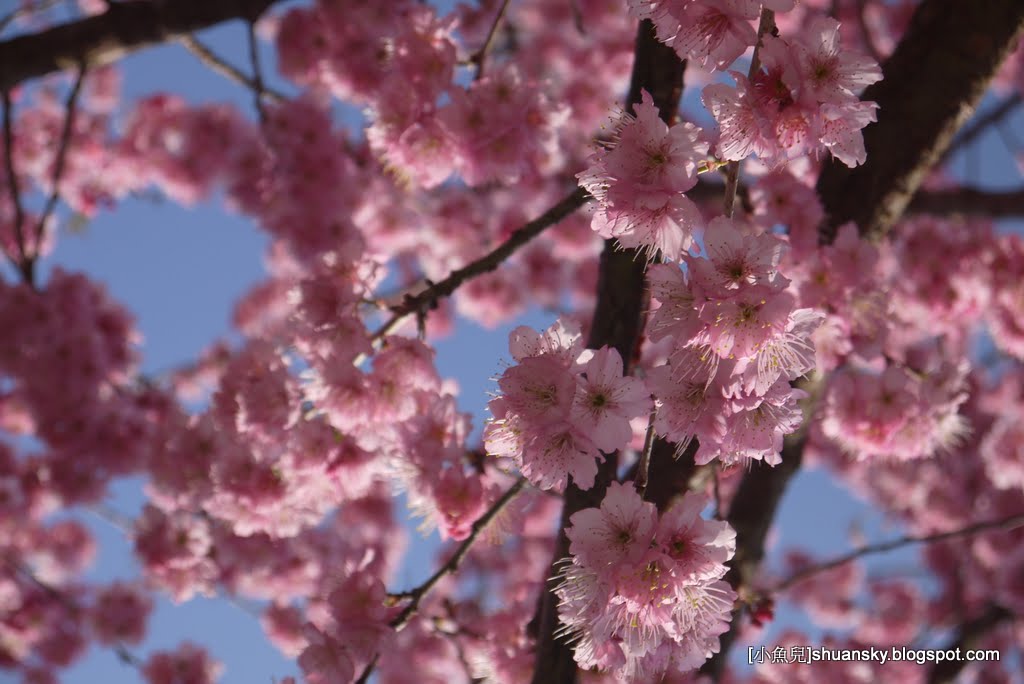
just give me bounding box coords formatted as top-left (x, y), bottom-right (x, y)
top-left (2, 555), bottom-right (145, 668)
top-left (245, 19), bottom-right (267, 123)
top-left (773, 511), bottom-right (1024, 593)
top-left (368, 187), bottom-right (590, 344)
top-left (722, 8), bottom-right (775, 218)
top-left (387, 477), bottom-right (526, 630)
top-left (33, 61), bottom-right (86, 278)
top-left (634, 407), bottom-right (658, 498)
top-left (471, 0), bottom-right (511, 81)
top-left (1, 88), bottom-right (28, 279)
top-left (180, 34), bottom-right (286, 104)
top-left (355, 479), bottom-right (526, 684)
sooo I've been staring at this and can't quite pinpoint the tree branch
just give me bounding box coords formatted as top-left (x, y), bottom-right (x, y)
top-left (371, 187), bottom-right (590, 342)
top-left (621, 437), bottom-right (701, 512)
top-left (774, 512), bottom-right (1024, 593)
top-left (927, 604), bottom-right (1014, 684)
top-left (244, 19), bottom-right (267, 123)
top-left (0, 0), bottom-right (286, 92)
top-left (722, 8), bottom-right (774, 218)
top-left (816, 0), bottom-right (1024, 242)
top-left (700, 434), bottom-right (806, 679)
top-left (3, 554), bottom-right (144, 668)
top-left (908, 185), bottom-right (1024, 218)
top-left (471, 0), bottom-right (511, 81)
top-left (387, 477), bottom-right (526, 631)
top-left (31, 61), bottom-right (87, 284)
top-left (179, 34), bottom-right (286, 103)
top-left (940, 93), bottom-right (1022, 165)
top-left (1, 88), bottom-right (28, 280)
top-left (529, 19), bottom-right (685, 684)
top-left (356, 479), bottom-right (527, 684)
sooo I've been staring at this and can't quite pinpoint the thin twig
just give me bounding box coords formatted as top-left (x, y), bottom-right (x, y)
top-left (996, 117), bottom-right (1023, 154)
top-left (388, 478), bottom-right (526, 630)
top-left (34, 61), bottom-right (86, 271)
top-left (0, 0), bottom-right (63, 35)
top-left (354, 654), bottom-right (378, 684)
top-left (471, 0), bottom-right (511, 81)
top-left (722, 9), bottom-right (775, 218)
top-left (940, 93), bottom-right (1022, 165)
top-left (711, 464), bottom-right (722, 519)
top-left (245, 19), bottom-right (267, 123)
top-left (1, 88), bottom-right (29, 280)
top-left (774, 512), bottom-right (1024, 593)
top-left (3, 555), bottom-right (145, 667)
top-left (854, 0), bottom-right (883, 64)
top-left (180, 34), bottom-right (286, 103)
top-left (569, 0), bottom-right (585, 35)
top-left (634, 407), bottom-right (657, 498)
top-left (366, 187), bottom-right (590, 347)
top-left (358, 479), bottom-right (526, 683)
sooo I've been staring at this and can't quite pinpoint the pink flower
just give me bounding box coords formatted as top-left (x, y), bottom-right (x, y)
top-left (817, 100), bottom-right (878, 167)
top-left (498, 354), bottom-right (577, 425)
top-left (792, 17), bottom-right (883, 105)
top-left (666, 0), bottom-right (760, 70)
top-left (142, 642), bottom-right (222, 684)
top-left (630, 0), bottom-right (759, 70)
top-left (697, 379), bottom-right (805, 465)
top-left (702, 19), bottom-right (882, 168)
top-left (647, 263), bottom-right (703, 345)
top-left (521, 421), bottom-right (604, 490)
top-left (89, 582), bottom-right (153, 645)
top-left (657, 493), bottom-right (735, 583)
top-left (556, 483), bottom-right (737, 680)
top-left (571, 347), bottom-right (652, 453)
top-left (690, 216), bottom-right (785, 295)
top-left (298, 624), bottom-right (355, 684)
top-left (567, 481), bottom-right (658, 569)
top-left (703, 75), bottom-right (778, 163)
top-left (579, 90), bottom-right (707, 260)
top-left (700, 286), bottom-right (795, 360)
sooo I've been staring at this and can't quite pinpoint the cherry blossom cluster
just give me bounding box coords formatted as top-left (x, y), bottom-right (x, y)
top-left (0, 269), bottom-right (153, 504)
top-left (578, 90), bottom-right (708, 260)
top-left (142, 642), bottom-right (222, 684)
top-left (803, 371), bottom-right (1024, 658)
top-left (297, 571), bottom-right (392, 684)
top-left (819, 355), bottom-right (970, 461)
top-left (628, 0), bottom-right (796, 70)
top-left (276, 0), bottom-right (569, 190)
top-left (484, 321), bottom-right (651, 490)
top-left (987, 233), bottom-right (1024, 360)
top-left (555, 482), bottom-right (736, 680)
top-left (645, 217), bottom-right (821, 466)
top-left (702, 17), bottom-right (883, 167)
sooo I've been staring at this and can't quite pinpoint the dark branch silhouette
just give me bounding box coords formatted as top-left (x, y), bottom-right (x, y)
top-left (529, 19), bottom-right (686, 684)
top-left (817, 0), bottom-right (1024, 242)
top-left (0, 0), bottom-right (285, 92)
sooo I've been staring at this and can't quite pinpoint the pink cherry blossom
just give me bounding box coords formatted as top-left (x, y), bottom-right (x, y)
top-left (571, 347), bottom-right (652, 453)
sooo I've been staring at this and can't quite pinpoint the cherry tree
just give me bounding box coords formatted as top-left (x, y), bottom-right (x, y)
top-left (1, 0), bottom-right (1023, 682)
